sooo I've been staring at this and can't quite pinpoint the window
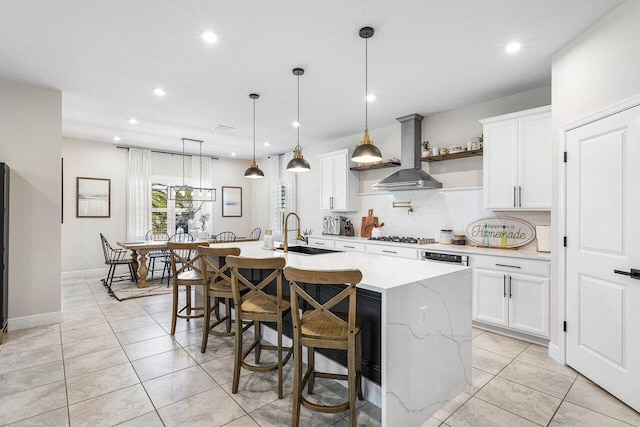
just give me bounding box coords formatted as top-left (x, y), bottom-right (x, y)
top-left (150, 180), bottom-right (195, 235)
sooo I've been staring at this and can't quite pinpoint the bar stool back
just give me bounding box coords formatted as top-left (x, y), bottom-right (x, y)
top-left (167, 241), bottom-right (206, 335)
top-left (284, 267), bottom-right (365, 427)
top-left (226, 255), bottom-right (292, 399)
top-left (197, 246), bottom-right (251, 353)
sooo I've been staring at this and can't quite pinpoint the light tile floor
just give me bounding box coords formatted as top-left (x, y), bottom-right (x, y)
top-left (0, 276), bottom-right (638, 426)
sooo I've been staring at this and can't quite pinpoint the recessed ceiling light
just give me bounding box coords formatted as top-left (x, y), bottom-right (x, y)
top-left (112, 136), bottom-right (121, 142)
top-left (505, 42), bottom-right (522, 54)
top-left (264, 141), bottom-right (270, 146)
top-left (366, 94), bottom-right (376, 102)
top-left (201, 31), bottom-right (218, 44)
top-left (292, 121), bottom-right (300, 127)
top-left (153, 87), bottom-right (166, 97)
top-left (128, 118), bottom-right (138, 125)
top-left (230, 152), bottom-right (236, 156)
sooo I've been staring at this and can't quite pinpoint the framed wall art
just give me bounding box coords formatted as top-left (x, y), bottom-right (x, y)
top-left (76, 177), bottom-right (111, 218)
top-left (222, 186), bottom-right (242, 217)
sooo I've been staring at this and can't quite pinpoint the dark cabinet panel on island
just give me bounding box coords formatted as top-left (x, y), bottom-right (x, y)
top-left (238, 267), bottom-right (382, 385)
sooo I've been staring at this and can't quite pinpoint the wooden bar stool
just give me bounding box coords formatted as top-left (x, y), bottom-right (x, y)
top-left (226, 255), bottom-right (293, 399)
top-left (197, 246), bottom-right (252, 353)
top-left (283, 267), bottom-right (365, 427)
top-left (168, 242), bottom-right (206, 335)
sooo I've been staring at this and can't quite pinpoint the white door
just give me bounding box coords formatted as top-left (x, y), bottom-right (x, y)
top-left (472, 268), bottom-right (509, 327)
top-left (518, 113), bottom-right (552, 209)
top-left (566, 104), bottom-right (640, 411)
top-left (483, 120), bottom-right (519, 209)
top-left (508, 274), bottom-right (549, 337)
top-left (319, 156), bottom-right (333, 210)
top-left (332, 153), bottom-right (348, 211)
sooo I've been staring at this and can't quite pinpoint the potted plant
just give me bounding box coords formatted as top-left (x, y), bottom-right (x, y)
top-left (422, 140), bottom-right (431, 157)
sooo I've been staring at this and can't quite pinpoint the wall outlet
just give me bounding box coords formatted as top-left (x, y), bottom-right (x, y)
top-left (420, 305), bottom-right (428, 326)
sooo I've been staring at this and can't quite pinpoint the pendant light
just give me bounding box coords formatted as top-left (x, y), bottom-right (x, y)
top-left (244, 93), bottom-right (265, 178)
top-left (286, 67), bottom-right (311, 172)
top-left (169, 138), bottom-right (216, 201)
top-left (351, 26), bottom-right (383, 164)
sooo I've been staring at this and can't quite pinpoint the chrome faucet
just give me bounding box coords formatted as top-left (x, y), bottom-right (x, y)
top-left (282, 212), bottom-right (302, 252)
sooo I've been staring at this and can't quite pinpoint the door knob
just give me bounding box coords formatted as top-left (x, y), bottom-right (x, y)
top-left (614, 269), bottom-right (640, 280)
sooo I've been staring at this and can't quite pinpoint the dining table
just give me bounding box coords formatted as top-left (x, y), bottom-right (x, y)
top-left (117, 236), bottom-right (259, 288)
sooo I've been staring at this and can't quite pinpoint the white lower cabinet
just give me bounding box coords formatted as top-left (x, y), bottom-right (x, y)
top-left (335, 241), bottom-right (366, 252)
top-left (307, 237), bottom-right (335, 249)
top-left (472, 255), bottom-right (550, 338)
top-left (366, 244), bottom-right (418, 260)
top-left (472, 269), bottom-right (509, 327)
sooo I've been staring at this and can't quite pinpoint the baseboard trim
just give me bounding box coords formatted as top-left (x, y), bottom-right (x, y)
top-left (61, 268), bottom-right (108, 280)
top-left (7, 311), bottom-right (63, 331)
top-left (260, 323), bottom-right (382, 408)
top-left (548, 342), bottom-right (562, 363)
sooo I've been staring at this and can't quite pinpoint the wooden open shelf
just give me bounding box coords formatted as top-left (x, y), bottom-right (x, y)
top-left (422, 148), bottom-right (483, 162)
top-left (350, 160), bottom-right (401, 171)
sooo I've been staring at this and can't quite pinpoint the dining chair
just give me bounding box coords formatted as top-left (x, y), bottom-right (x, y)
top-left (99, 233), bottom-right (138, 290)
top-left (197, 246), bottom-right (252, 353)
top-left (168, 241), bottom-right (206, 335)
top-left (162, 232), bottom-right (195, 284)
top-left (144, 230), bottom-right (169, 279)
top-left (283, 266), bottom-right (365, 427)
top-left (248, 227), bottom-right (262, 240)
top-left (213, 231), bottom-right (237, 243)
top-left (226, 255), bottom-right (292, 399)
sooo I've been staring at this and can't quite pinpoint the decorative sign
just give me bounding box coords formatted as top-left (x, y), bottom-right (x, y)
top-left (465, 217), bottom-right (536, 249)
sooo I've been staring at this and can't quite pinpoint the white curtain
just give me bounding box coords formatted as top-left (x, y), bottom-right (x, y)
top-left (266, 156), bottom-right (281, 235)
top-left (127, 149), bottom-right (152, 240)
top-left (192, 155), bottom-right (214, 237)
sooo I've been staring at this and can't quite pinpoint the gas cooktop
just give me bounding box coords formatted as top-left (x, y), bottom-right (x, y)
top-left (368, 236), bottom-right (436, 245)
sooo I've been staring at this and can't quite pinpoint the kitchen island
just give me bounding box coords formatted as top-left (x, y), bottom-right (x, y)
top-left (210, 240), bottom-right (472, 427)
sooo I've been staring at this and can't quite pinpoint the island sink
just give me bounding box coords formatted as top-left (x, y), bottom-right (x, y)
top-left (276, 245), bottom-right (342, 255)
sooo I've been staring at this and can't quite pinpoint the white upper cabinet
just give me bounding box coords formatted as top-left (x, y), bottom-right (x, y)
top-left (319, 149), bottom-right (358, 212)
top-left (481, 106), bottom-right (551, 210)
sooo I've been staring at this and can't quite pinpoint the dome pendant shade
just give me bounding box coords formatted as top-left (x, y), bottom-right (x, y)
top-left (286, 148), bottom-right (311, 172)
top-left (352, 128), bottom-right (382, 163)
top-left (244, 159), bottom-right (265, 178)
top-left (245, 93), bottom-right (264, 179)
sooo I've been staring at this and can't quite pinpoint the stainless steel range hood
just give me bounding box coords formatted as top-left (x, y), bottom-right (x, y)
top-left (372, 114), bottom-right (442, 191)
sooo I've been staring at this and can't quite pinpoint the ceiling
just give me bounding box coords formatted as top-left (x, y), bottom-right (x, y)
top-left (0, 0), bottom-right (623, 158)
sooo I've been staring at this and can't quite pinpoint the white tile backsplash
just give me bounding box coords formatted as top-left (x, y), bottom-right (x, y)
top-left (340, 188), bottom-right (549, 249)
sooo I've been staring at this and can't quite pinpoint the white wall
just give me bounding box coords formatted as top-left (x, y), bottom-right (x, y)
top-left (62, 138), bottom-right (127, 274)
top-left (61, 138), bottom-right (254, 274)
top-left (284, 87), bottom-right (551, 239)
top-left (550, 0), bottom-right (640, 346)
top-left (0, 80), bottom-right (62, 329)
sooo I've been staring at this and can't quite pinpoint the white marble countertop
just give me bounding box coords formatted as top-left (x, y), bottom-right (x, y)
top-left (309, 235), bottom-right (551, 261)
top-left (210, 241), bottom-right (469, 293)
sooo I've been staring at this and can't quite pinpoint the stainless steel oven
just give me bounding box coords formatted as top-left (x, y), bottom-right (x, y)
top-left (421, 250), bottom-right (468, 266)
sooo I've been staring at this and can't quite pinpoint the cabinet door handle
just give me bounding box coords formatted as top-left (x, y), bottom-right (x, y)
top-left (519, 186), bottom-right (522, 207)
top-left (315, 242), bottom-right (325, 246)
top-left (509, 275), bottom-right (513, 298)
top-left (343, 245), bottom-right (355, 249)
top-left (382, 250), bottom-right (397, 254)
top-left (513, 186), bottom-right (516, 208)
top-left (503, 275), bottom-right (507, 298)
top-left (495, 263), bottom-right (521, 269)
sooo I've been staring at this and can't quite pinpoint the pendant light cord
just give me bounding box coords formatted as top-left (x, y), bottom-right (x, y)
top-left (365, 36), bottom-right (368, 128)
top-left (297, 73), bottom-right (301, 150)
top-left (253, 97), bottom-right (256, 161)
top-left (182, 138), bottom-right (185, 188)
